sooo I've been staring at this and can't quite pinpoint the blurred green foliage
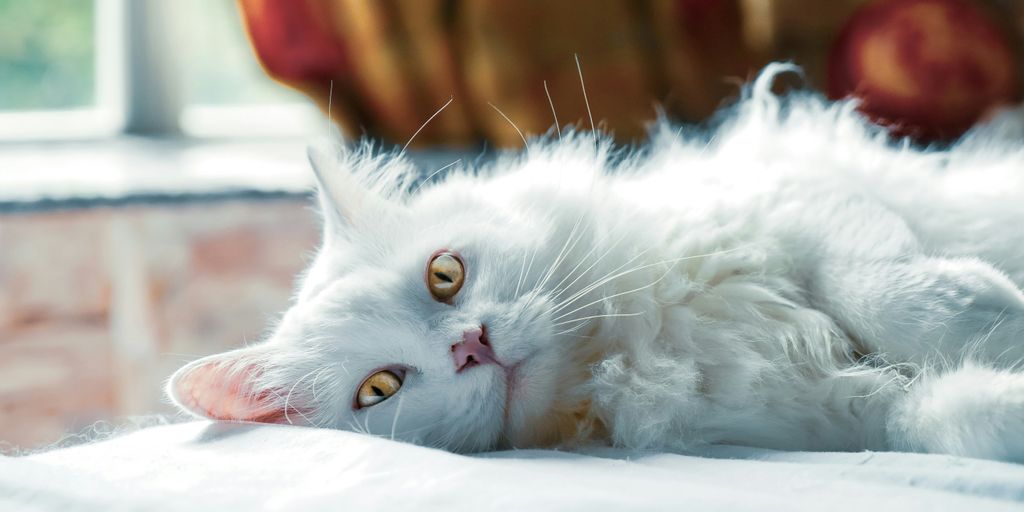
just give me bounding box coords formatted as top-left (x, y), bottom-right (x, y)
top-left (0, 0), bottom-right (298, 115)
top-left (0, 0), bottom-right (95, 110)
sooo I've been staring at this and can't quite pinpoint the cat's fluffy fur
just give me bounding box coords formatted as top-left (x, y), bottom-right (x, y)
top-left (168, 64), bottom-right (1024, 462)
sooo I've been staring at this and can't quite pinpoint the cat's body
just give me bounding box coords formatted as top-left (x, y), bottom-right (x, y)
top-left (169, 66), bottom-right (1024, 462)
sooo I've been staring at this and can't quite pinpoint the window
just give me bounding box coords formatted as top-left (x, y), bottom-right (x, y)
top-left (176, 0), bottom-right (321, 137)
top-left (0, 0), bottom-right (95, 110)
top-left (0, 0), bottom-right (320, 141)
top-left (0, 0), bottom-right (124, 140)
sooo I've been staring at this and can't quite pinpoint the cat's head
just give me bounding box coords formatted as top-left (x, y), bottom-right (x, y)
top-left (167, 143), bottom-right (598, 451)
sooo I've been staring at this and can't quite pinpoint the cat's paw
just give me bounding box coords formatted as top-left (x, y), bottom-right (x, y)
top-left (888, 363), bottom-right (1024, 462)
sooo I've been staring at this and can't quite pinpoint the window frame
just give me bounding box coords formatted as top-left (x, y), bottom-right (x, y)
top-left (0, 0), bottom-right (127, 141)
top-left (0, 0), bottom-right (318, 143)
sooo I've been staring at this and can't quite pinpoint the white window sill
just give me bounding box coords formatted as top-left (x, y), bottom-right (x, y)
top-left (0, 137), bottom-right (315, 212)
top-left (0, 137), bottom-right (470, 213)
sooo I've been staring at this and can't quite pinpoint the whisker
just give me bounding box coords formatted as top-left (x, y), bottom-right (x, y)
top-left (533, 213), bottom-right (589, 296)
top-left (553, 322), bottom-right (593, 337)
top-left (390, 393), bottom-right (406, 441)
top-left (575, 53), bottom-right (596, 149)
top-left (552, 262), bottom-right (671, 317)
top-left (326, 80), bottom-right (335, 138)
top-left (514, 245), bottom-right (530, 298)
top-left (550, 247), bottom-right (745, 317)
top-left (551, 259), bottom-right (681, 323)
top-left (519, 245), bottom-right (540, 302)
top-left (548, 229), bottom-right (636, 303)
top-left (546, 240), bottom-right (603, 299)
top-left (552, 311), bottom-right (644, 327)
top-left (345, 420), bottom-right (369, 435)
top-left (488, 101), bottom-right (531, 151)
top-left (402, 96), bottom-right (455, 155)
top-left (521, 212), bottom-right (593, 312)
top-left (559, 333), bottom-right (593, 339)
top-left (411, 158), bottom-right (462, 196)
top-left (544, 79), bottom-right (561, 140)
top-left (278, 369), bottom-right (320, 426)
top-left (363, 404), bottom-right (373, 437)
top-left (548, 248), bottom-right (653, 314)
top-left (309, 366), bottom-right (331, 404)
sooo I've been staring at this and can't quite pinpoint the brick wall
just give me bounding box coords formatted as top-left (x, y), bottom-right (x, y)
top-left (0, 198), bottom-right (320, 450)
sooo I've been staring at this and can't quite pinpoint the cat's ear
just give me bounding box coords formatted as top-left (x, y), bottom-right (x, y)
top-left (307, 143), bottom-right (395, 240)
top-left (166, 347), bottom-right (300, 424)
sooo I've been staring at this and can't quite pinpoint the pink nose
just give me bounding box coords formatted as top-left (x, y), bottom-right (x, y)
top-left (451, 327), bottom-right (497, 372)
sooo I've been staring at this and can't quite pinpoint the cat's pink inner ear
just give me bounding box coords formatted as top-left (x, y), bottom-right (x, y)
top-left (172, 357), bottom-right (288, 424)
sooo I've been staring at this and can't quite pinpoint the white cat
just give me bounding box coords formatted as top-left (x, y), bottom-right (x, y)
top-left (168, 64), bottom-right (1024, 462)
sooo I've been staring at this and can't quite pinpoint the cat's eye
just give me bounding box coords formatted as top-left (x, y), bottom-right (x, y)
top-left (427, 251), bottom-right (465, 302)
top-left (356, 370), bottom-right (404, 409)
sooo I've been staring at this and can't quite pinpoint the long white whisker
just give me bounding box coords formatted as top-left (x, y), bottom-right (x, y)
top-left (550, 248), bottom-right (742, 317)
top-left (547, 239), bottom-right (603, 299)
top-left (552, 260), bottom-right (681, 322)
top-left (309, 366), bottom-right (331, 404)
top-left (544, 80), bottom-right (561, 140)
top-left (552, 312), bottom-right (644, 327)
top-left (553, 321), bottom-right (597, 337)
top-left (402, 96), bottom-right (454, 155)
top-left (548, 248), bottom-right (654, 314)
top-left (487, 102), bottom-right (530, 151)
top-left (514, 246), bottom-right (530, 298)
top-left (520, 246), bottom-right (540, 300)
top-left (533, 213), bottom-right (588, 295)
top-left (548, 228), bottom-right (636, 303)
top-left (575, 53), bottom-right (596, 150)
top-left (552, 260), bottom-right (671, 319)
top-left (521, 212), bottom-right (592, 312)
top-left (411, 158), bottom-right (462, 196)
top-left (281, 368), bottom-right (322, 426)
top-left (326, 80), bottom-right (335, 138)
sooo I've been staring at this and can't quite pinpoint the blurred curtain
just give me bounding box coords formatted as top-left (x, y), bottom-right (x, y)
top-left (238, 0), bottom-right (761, 146)
top-left (237, 0), bottom-right (1023, 146)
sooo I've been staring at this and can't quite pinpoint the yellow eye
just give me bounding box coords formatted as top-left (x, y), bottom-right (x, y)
top-left (427, 252), bottom-right (465, 302)
top-left (356, 370), bottom-right (403, 408)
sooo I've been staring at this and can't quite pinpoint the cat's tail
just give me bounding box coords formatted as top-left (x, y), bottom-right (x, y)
top-left (887, 362), bottom-right (1024, 463)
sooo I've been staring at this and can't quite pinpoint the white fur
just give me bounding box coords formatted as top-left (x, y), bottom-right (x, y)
top-left (168, 64), bottom-right (1024, 461)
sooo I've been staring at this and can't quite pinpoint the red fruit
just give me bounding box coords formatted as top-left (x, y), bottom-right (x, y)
top-left (828, 0), bottom-right (1022, 142)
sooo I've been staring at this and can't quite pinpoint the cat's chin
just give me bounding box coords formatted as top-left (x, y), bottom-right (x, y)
top-left (493, 357), bottom-right (546, 448)
top-left (495, 355), bottom-right (593, 449)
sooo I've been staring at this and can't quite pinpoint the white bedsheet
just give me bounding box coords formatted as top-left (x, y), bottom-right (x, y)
top-left (2, 422), bottom-right (1022, 511)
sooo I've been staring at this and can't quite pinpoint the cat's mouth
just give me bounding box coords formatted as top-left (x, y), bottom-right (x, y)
top-left (455, 326), bottom-right (535, 444)
top-left (458, 324), bottom-right (526, 424)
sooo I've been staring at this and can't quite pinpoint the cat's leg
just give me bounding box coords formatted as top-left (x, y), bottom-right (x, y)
top-left (811, 255), bottom-right (1024, 366)
top-left (887, 363), bottom-right (1024, 462)
top-left (789, 196), bottom-right (1024, 365)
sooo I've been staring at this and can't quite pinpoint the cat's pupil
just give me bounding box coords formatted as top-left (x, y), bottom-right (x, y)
top-left (434, 272), bottom-right (453, 283)
top-left (371, 385), bottom-right (384, 397)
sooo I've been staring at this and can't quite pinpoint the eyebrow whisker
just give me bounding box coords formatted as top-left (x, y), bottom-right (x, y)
top-left (487, 101), bottom-right (531, 151)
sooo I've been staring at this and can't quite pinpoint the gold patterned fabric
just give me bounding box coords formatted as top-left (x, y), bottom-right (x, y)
top-left (237, 0), bottom-right (1023, 146)
top-left (238, 0), bottom-right (755, 146)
